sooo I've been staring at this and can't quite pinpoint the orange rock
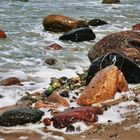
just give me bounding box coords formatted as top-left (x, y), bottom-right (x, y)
top-left (46, 43), bottom-right (63, 50)
top-left (0, 30), bottom-right (7, 38)
top-left (77, 65), bottom-right (128, 106)
top-left (0, 77), bottom-right (21, 86)
top-left (132, 23), bottom-right (140, 30)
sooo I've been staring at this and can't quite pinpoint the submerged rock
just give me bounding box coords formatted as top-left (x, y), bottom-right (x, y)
top-left (43, 15), bottom-right (87, 33)
top-left (88, 30), bottom-right (140, 65)
top-left (51, 106), bottom-right (103, 128)
top-left (102, 0), bottom-right (120, 4)
top-left (86, 52), bottom-right (140, 84)
top-left (0, 77), bottom-right (21, 86)
top-left (88, 19), bottom-right (107, 27)
top-left (0, 94), bottom-right (3, 98)
top-left (46, 43), bottom-right (63, 50)
top-left (0, 29), bottom-right (7, 38)
top-left (59, 27), bottom-right (95, 42)
top-left (132, 23), bottom-right (140, 30)
top-left (0, 108), bottom-right (44, 127)
top-left (44, 58), bottom-right (57, 65)
top-left (77, 65), bottom-right (128, 106)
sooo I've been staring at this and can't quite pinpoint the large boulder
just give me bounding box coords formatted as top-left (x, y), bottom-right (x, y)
top-left (86, 52), bottom-right (140, 84)
top-left (59, 27), bottom-right (95, 42)
top-left (88, 30), bottom-right (140, 65)
top-left (77, 65), bottom-right (128, 106)
top-left (43, 15), bottom-right (87, 33)
top-left (0, 108), bottom-right (44, 127)
top-left (0, 29), bottom-right (7, 38)
top-left (102, 0), bottom-right (120, 4)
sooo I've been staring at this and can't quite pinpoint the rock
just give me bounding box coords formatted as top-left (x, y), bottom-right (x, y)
top-left (86, 52), bottom-right (140, 84)
top-left (51, 106), bottom-right (103, 128)
top-left (47, 92), bottom-right (69, 107)
top-left (88, 30), bottom-right (140, 65)
top-left (88, 19), bottom-right (107, 27)
top-left (0, 29), bottom-right (7, 38)
top-left (0, 108), bottom-right (44, 127)
top-left (59, 27), bottom-right (95, 42)
top-left (46, 43), bottom-right (63, 50)
top-left (0, 77), bottom-right (21, 86)
top-left (44, 58), bottom-right (57, 65)
top-left (43, 118), bottom-right (52, 126)
top-left (102, 0), bottom-right (120, 4)
top-left (43, 15), bottom-right (87, 33)
top-left (0, 94), bottom-right (3, 98)
top-left (77, 65), bottom-right (128, 106)
top-left (132, 23), bottom-right (140, 30)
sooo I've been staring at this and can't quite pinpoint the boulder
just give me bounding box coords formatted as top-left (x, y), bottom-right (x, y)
top-left (132, 23), bottom-right (140, 30)
top-left (0, 29), bottom-right (7, 38)
top-left (88, 30), bottom-right (140, 65)
top-left (77, 65), bottom-right (128, 106)
top-left (46, 43), bottom-right (63, 50)
top-left (0, 77), bottom-right (21, 86)
top-left (59, 27), bottom-right (95, 42)
top-left (51, 106), bottom-right (103, 128)
top-left (43, 15), bottom-right (87, 33)
top-left (102, 0), bottom-right (120, 4)
top-left (44, 58), bottom-right (57, 65)
top-left (86, 52), bottom-right (140, 84)
top-left (88, 19), bottom-right (107, 27)
top-left (0, 108), bottom-right (44, 127)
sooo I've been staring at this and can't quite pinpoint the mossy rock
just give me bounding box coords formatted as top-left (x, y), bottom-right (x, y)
top-left (102, 0), bottom-right (120, 4)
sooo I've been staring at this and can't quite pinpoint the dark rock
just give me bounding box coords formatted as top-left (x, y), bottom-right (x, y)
top-left (88, 30), bottom-right (140, 65)
top-left (44, 58), bottom-right (57, 65)
top-left (0, 29), bottom-right (7, 39)
top-left (51, 106), bottom-right (103, 128)
top-left (43, 118), bottom-right (51, 126)
top-left (43, 89), bottom-right (53, 97)
top-left (86, 52), bottom-right (140, 85)
top-left (0, 108), bottom-right (44, 127)
top-left (132, 23), bottom-right (140, 30)
top-left (60, 90), bottom-right (69, 98)
top-left (43, 15), bottom-right (87, 33)
top-left (0, 94), bottom-right (3, 98)
top-left (102, 0), bottom-right (120, 4)
top-left (59, 27), bottom-right (95, 42)
top-left (46, 43), bottom-right (63, 50)
top-left (66, 125), bottom-right (75, 132)
top-left (0, 77), bottom-right (21, 86)
top-left (88, 19), bottom-right (107, 27)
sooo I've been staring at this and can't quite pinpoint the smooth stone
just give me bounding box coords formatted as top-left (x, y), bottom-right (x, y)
top-left (59, 27), bottom-right (95, 42)
top-left (102, 0), bottom-right (120, 4)
top-left (46, 43), bottom-right (63, 50)
top-left (88, 19), bottom-right (107, 27)
top-left (0, 29), bottom-right (7, 38)
top-left (44, 58), bottom-right (57, 65)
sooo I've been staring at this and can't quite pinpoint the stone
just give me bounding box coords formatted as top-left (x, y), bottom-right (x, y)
top-left (0, 77), bottom-right (21, 86)
top-left (88, 30), bottom-right (140, 65)
top-left (59, 27), bottom-right (95, 42)
top-left (43, 118), bottom-right (51, 126)
top-left (43, 15), bottom-right (87, 33)
top-left (47, 92), bottom-right (69, 107)
top-left (102, 0), bottom-right (120, 4)
top-left (46, 43), bottom-right (63, 50)
top-left (86, 52), bottom-right (140, 84)
top-left (88, 19), bottom-right (107, 27)
top-left (0, 108), bottom-right (44, 127)
top-left (77, 65), bottom-right (128, 106)
top-left (51, 106), bottom-right (103, 128)
top-left (0, 94), bottom-right (3, 98)
top-left (44, 58), bottom-right (57, 65)
top-left (0, 29), bottom-right (7, 38)
top-left (132, 23), bottom-right (140, 30)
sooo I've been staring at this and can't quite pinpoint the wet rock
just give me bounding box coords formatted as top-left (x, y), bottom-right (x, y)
top-left (88, 30), bottom-right (140, 64)
top-left (0, 108), bottom-right (44, 127)
top-left (102, 0), bottom-right (120, 4)
top-left (43, 118), bottom-right (51, 126)
top-left (88, 19), bottom-right (107, 27)
top-left (51, 106), bottom-right (103, 128)
top-left (59, 27), bottom-right (95, 42)
top-left (86, 52), bottom-right (140, 84)
top-left (77, 65), bottom-right (128, 106)
top-left (66, 125), bottom-right (75, 132)
top-left (44, 58), bottom-right (57, 65)
top-left (43, 15), bottom-right (87, 33)
top-left (46, 43), bottom-right (63, 50)
top-left (132, 23), bottom-right (140, 30)
top-left (0, 29), bottom-right (7, 38)
top-left (0, 77), bottom-right (21, 86)
top-left (0, 94), bottom-right (3, 98)
top-left (47, 92), bottom-right (69, 107)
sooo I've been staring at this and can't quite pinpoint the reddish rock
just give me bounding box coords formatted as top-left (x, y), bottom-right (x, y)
top-left (0, 77), bottom-right (21, 86)
top-left (77, 65), bottom-right (128, 106)
top-left (46, 43), bottom-right (63, 50)
top-left (51, 106), bottom-right (103, 128)
top-left (88, 30), bottom-right (140, 65)
top-left (132, 23), bottom-right (140, 30)
top-left (0, 30), bottom-right (7, 38)
top-left (43, 15), bottom-right (87, 33)
top-left (43, 118), bottom-right (52, 126)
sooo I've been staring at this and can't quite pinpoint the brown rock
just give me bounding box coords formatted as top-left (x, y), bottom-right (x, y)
top-left (77, 65), bottom-right (128, 106)
top-left (0, 30), bottom-right (7, 38)
top-left (0, 77), bottom-right (21, 86)
top-left (47, 92), bottom-right (69, 107)
top-left (132, 23), bottom-right (140, 30)
top-left (43, 15), bottom-right (87, 33)
top-left (102, 0), bottom-right (120, 4)
top-left (44, 58), bottom-right (57, 65)
top-left (88, 30), bottom-right (140, 65)
top-left (46, 43), bottom-right (63, 50)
